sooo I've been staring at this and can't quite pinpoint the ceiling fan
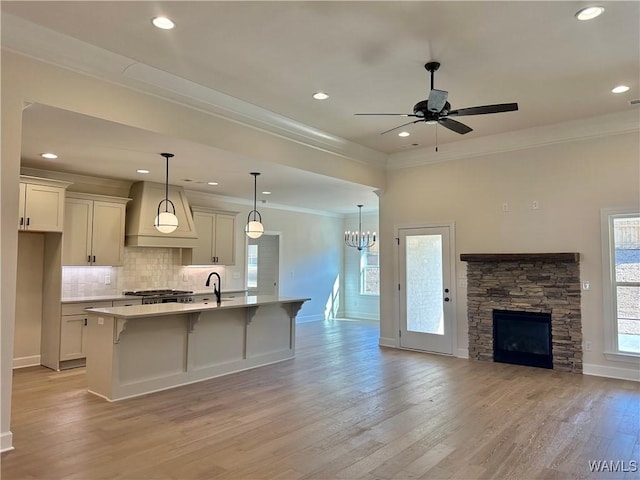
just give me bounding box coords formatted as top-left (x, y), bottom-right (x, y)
top-left (356, 61), bottom-right (518, 135)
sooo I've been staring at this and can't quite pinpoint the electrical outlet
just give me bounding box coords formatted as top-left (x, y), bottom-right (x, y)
top-left (104, 274), bottom-right (111, 285)
top-left (183, 273), bottom-right (189, 282)
top-left (502, 203), bottom-right (509, 212)
top-left (98, 317), bottom-right (104, 325)
top-left (585, 340), bottom-right (592, 351)
top-left (582, 281), bottom-right (590, 290)
top-left (532, 200), bottom-right (539, 210)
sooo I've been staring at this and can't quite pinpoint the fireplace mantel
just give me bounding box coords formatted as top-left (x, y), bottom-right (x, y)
top-left (460, 253), bottom-right (579, 263)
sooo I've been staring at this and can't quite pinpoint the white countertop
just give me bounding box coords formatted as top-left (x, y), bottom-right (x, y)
top-left (85, 295), bottom-right (310, 319)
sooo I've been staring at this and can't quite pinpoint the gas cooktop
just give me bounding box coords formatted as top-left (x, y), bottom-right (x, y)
top-left (123, 289), bottom-right (193, 296)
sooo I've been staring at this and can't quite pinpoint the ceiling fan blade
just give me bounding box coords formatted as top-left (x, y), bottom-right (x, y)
top-left (448, 103), bottom-right (518, 117)
top-left (380, 119), bottom-right (423, 135)
top-left (427, 89), bottom-right (448, 113)
top-left (438, 118), bottom-right (473, 135)
top-left (355, 113), bottom-right (417, 117)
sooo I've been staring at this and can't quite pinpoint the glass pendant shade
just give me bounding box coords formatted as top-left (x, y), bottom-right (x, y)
top-left (245, 220), bottom-right (264, 239)
top-left (245, 172), bottom-right (264, 239)
top-left (154, 211), bottom-right (179, 233)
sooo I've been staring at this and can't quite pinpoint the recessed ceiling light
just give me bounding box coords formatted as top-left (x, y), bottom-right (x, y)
top-left (398, 131), bottom-right (410, 137)
top-left (137, 169), bottom-right (150, 174)
top-left (575, 6), bottom-right (605, 21)
top-left (312, 92), bottom-right (329, 100)
top-left (262, 191), bottom-right (271, 195)
top-left (611, 85), bottom-right (630, 94)
top-left (152, 16), bottom-right (175, 29)
top-left (41, 153), bottom-right (58, 159)
top-left (207, 181), bottom-right (219, 186)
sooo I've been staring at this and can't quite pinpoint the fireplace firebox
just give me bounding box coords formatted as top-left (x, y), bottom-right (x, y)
top-left (493, 310), bottom-right (553, 369)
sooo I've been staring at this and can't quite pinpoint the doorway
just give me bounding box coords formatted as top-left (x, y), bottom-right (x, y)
top-left (398, 225), bottom-right (456, 354)
top-left (247, 233), bottom-right (280, 296)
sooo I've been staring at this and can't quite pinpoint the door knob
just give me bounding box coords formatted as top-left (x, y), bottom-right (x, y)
top-left (444, 297), bottom-right (450, 302)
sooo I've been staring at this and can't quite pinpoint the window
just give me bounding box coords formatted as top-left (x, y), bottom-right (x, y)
top-left (247, 244), bottom-right (258, 289)
top-left (360, 249), bottom-right (379, 296)
top-left (602, 209), bottom-right (640, 357)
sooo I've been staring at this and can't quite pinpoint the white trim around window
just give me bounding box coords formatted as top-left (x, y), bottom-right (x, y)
top-left (600, 207), bottom-right (640, 362)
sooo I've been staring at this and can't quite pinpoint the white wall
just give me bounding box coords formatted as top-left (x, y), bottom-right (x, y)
top-left (14, 233), bottom-right (44, 368)
top-left (379, 132), bottom-right (640, 379)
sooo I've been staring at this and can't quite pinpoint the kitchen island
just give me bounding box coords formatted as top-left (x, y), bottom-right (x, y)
top-left (85, 295), bottom-right (309, 401)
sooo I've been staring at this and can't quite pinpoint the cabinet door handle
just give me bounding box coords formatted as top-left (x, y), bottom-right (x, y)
top-left (92, 255), bottom-right (96, 263)
top-left (26, 217), bottom-right (30, 227)
top-left (88, 255), bottom-right (92, 263)
top-left (84, 318), bottom-right (88, 326)
top-left (19, 217), bottom-right (24, 226)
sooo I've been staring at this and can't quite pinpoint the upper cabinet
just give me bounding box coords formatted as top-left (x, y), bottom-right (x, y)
top-left (18, 176), bottom-right (72, 232)
top-left (183, 207), bottom-right (238, 266)
top-left (63, 193), bottom-right (130, 266)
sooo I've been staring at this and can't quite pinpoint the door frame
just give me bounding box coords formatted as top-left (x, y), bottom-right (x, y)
top-left (394, 221), bottom-right (457, 354)
top-left (245, 230), bottom-right (282, 295)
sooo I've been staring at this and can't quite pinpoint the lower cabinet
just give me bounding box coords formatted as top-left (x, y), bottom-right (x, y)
top-left (60, 299), bottom-right (142, 366)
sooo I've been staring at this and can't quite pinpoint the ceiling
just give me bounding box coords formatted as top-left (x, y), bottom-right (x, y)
top-left (3, 1), bottom-right (639, 213)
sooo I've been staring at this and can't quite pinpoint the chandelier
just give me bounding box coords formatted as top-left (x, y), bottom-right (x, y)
top-left (345, 204), bottom-right (376, 251)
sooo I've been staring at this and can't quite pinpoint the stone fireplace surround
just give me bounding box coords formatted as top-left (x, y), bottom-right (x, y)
top-left (461, 253), bottom-right (582, 373)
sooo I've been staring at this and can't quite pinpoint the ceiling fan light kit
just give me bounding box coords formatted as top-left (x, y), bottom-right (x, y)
top-left (356, 61), bottom-right (519, 138)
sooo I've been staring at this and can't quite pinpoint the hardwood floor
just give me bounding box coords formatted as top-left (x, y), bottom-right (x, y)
top-left (2, 320), bottom-right (639, 479)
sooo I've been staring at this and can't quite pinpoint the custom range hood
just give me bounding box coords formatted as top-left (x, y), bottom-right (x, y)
top-left (125, 181), bottom-right (198, 248)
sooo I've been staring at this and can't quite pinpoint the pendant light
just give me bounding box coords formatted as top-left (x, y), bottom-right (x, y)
top-left (154, 152), bottom-right (179, 234)
top-left (245, 172), bottom-right (264, 239)
top-left (345, 204), bottom-right (376, 251)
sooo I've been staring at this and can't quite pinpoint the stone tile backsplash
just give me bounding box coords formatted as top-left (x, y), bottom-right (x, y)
top-left (62, 247), bottom-right (236, 297)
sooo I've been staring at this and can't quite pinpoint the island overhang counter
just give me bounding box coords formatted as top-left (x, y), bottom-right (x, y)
top-left (85, 295), bottom-right (310, 401)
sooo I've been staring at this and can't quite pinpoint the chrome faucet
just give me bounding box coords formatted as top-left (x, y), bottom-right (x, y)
top-left (205, 272), bottom-right (222, 305)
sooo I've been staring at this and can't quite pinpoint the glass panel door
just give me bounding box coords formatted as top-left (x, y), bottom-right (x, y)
top-left (398, 226), bottom-right (454, 354)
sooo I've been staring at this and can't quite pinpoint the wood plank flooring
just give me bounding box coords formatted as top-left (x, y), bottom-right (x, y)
top-left (2, 320), bottom-right (639, 479)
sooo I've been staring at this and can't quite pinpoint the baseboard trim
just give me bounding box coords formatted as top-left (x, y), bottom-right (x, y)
top-left (379, 336), bottom-right (397, 348)
top-left (13, 355), bottom-right (41, 369)
top-left (583, 363), bottom-right (640, 382)
top-left (456, 348), bottom-right (469, 359)
top-left (296, 314), bottom-right (324, 324)
top-left (0, 431), bottom-right (14, 452)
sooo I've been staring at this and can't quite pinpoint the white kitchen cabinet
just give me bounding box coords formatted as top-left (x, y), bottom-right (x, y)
top-left (18, 176), bottom-right (71, 232)
top-left (60, 299), bottom-right (142, 365)
top-left (63, 193), bottom-right (130, 266)
top-left (183, 207), bottom-right (238, 266)
top-left (60, 301), bottom-right (110, 362)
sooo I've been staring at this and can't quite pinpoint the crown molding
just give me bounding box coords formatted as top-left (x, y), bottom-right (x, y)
top-left (184, 189), bottom-right (345, 219)
top-left (1, 13), bottom-right (387, 168)
top-left (387, 109), bottom-right (640, 170)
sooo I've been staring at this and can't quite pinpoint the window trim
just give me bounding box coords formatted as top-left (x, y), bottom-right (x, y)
top-left (601, 207), bottom-right (640, 361)
top-left (359, 249), bottom-right (380, 297)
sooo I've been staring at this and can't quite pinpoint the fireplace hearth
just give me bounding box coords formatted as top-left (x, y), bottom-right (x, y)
top-left (493, 310), bottom-right (553, 369)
